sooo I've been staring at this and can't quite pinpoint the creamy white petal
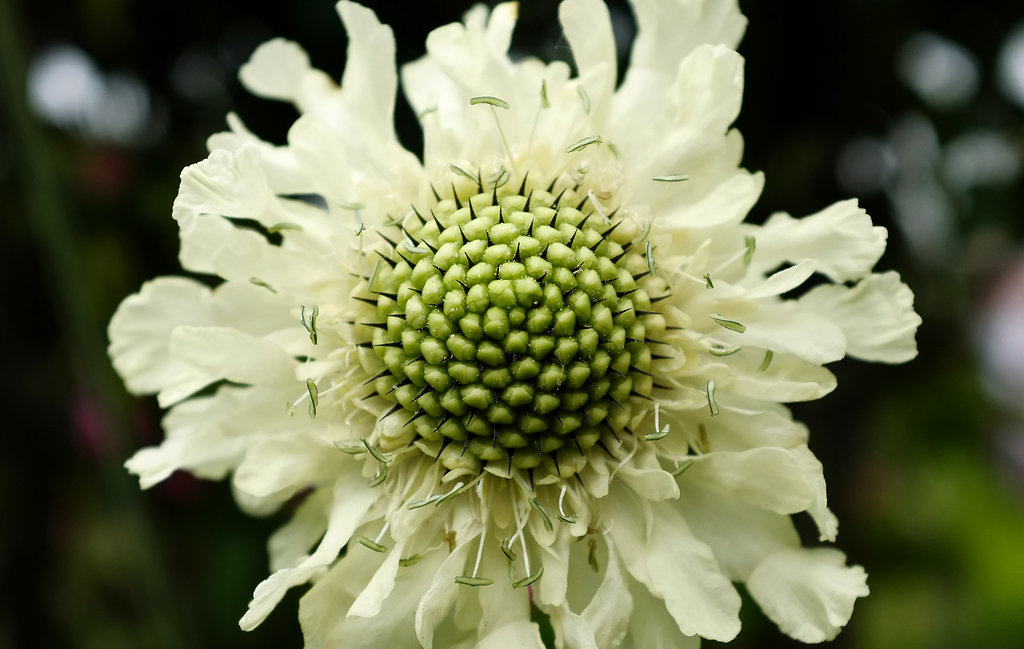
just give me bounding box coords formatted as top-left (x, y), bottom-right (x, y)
top-left (348, 539), bottom-right (406, 618)
top-left (478, 621), bottom-right (546, 649)
top-left (238, 37), bottom-right (338, 117)
top-left (677, 481), bottom-right (798, 580)
top-left (336, 1), bottom-right (399, 148)
top-left (627, 0), bottom-right (746, 73)
top-left (799, 271), bottom-right (921, 363)
top-left (687, 447), bottom-right (824, 516)
top-left (560, 0), bottom-right (616, 103)
top-left (655, 168), bottom-right (763, 231)
top-left (609, 492), bottom-right (741, 641)
top-left (108, 277), bottom-right (214, 395)
top-left (125, 427), bottom-right (241, 488)
top-left (159, 325), bottom-right (297, 406)
top-left (240, 471), bottom-right (377, 630)
top-left (415, 537), bottom-right (476, 649)
top-left (233, 436), bottom-right (343, 500)
top-left (267, 488), bottom-right (330, 572)
top-left (581, 541), bottom-right (632, 648)
top-left (239, 38), bottom-right (315, 102)
top-left (717, 301), bottom-right (847, 365)
top-left (625, 578), bottom-right (702, 649)
top-left (300, 545), bottom-right (446, 649)
top-left (756, 199), bottom-right (887, 282)
top-left (719, 354), bottom-right (837, 403)
top-left (747, 547), bottom-right (869, 643)
top-left (206, 112), bottom-right (311, 194)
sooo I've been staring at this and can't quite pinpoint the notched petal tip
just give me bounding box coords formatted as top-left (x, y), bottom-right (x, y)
top-left (239, 38), bottom-right (312, 101)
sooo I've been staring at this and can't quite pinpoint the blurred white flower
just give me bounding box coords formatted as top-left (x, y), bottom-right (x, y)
top-left (109, 1), bottom-right (921, 646)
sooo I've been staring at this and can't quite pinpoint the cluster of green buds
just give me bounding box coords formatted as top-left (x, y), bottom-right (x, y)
top-left (356, 174), bottom-right (670, 479)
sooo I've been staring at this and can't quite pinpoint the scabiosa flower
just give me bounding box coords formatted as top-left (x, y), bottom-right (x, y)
top-left (109, 1), bottom-right (922, 647)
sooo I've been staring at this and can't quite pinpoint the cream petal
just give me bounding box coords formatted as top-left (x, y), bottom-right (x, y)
top-left (616, 449), bottom-right (680, 501)
top-left (686, 447), bottom-right (824, 517)
top-left (655, 168), bottom-right (764, 231)
top-left (549, 608), bottom-right (598, 649)
top-left (644, 502), bottom-right (742, 641)
top-left (626, 0), bottom-right (746, 74)
top-left (608, 491), bottom-right (741, 641)
top-left (535, 537), bottom-right (570, 607)
top-left (747, 547), bottom-right (869, 643)
top-left (239, 38), bottom-right (316, 102)
top-left (300, 545), bottom-right (446, 649)
top-left (240, 471), bottom-right (377, 630)
top-left (622, 46), bottom-right (747, 201)
top-left (206, 113), bottom-right (311, 194)
top-left (478, 622), bottom-right (546, 649)
top-left (742, 260), bottom-right (817, 299)
top-left (172, 146), bottom-right (279, 227)
top-left (159, 325), bottom-right (296, 406)
top-left (347, 539), bottom-right (406, 618)
top-left (718, 353), bottom-right (837, 403)
top-left (798, 271), bottom-right (921, 363)
top-left (287, 115), bottom-right (357, 208)
top-left (423, 4), bottom-right (515, 96)
top-left (666, 44), bottom-right (744, 143)
top-left (581, 541), bottom-right (632, 648)
top-left (233, 437), bottom-right (343, 501)
top-left (415, 536), bottom-right (476, 649)
top-left (559, 0), bottom-right (616, 102)
top-left (108, 277), bottom-right (214, 395)
top-left (336, 1), bottom-right (399, 148)
top-left (756, 200), bottom-right (887, 282)
top-left (267, 488), bottom-right (330, 572)
top-left (625, 577), bottom-right (702, 649)
top-left (680, 403), bottom-right (808, 452)
top-left (718, 300), bottom-right (847, 365)
top-left (677, 482), bottom-right (798, 580)
top-left (124, 429), bottom-right (241, 489)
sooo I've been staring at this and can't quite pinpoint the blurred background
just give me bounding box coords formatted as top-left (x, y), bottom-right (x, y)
top-left (2, 0), bottom-right (1023, 647)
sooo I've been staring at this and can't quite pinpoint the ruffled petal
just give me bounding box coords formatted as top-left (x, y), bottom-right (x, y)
top-left (240, 471), bottom-right (377, 630)
top-left (609, 492), bottom-right (741, 641)
top-left (108, 277), bottom-right (214, 395)
top-left (687, 446), bottom-right (826, 517)
top-left (799, 271), bottom-right (921, 363)
top-left (233, 436), bottom-right (343, 501)
top-left (300, 545), bottom-right (447, 649)
top-left (755, 200), bottom-right (887, 282)
top-left (747, 547), bottom-right (869, 643)
top-left (559, 0), bottom-right (616, 104)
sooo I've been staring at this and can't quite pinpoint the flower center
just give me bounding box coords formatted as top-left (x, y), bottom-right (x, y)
top-left (356, 175), bottom-right (663, 479)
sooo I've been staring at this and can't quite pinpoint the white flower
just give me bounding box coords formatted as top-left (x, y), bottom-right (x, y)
top-left (109, 1), bottom-right (922, 647)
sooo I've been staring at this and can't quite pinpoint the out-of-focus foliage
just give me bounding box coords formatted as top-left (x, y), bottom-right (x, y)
top-left (2, 1), bottom-right (1023, 648)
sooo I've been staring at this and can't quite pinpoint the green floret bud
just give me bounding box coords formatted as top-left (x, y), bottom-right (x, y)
top-left (355, 177), bottom-right (661, 478)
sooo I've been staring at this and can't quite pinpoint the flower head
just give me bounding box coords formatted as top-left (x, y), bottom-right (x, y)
top-left (109, 1), bottom-right (921, 646)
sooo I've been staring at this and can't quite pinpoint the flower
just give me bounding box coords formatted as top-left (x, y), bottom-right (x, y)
top-left (109, 1), bottom-right (922, 647)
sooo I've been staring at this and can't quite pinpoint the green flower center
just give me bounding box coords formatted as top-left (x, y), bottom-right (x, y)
top-left (357, 177), bottom-right (663, 478)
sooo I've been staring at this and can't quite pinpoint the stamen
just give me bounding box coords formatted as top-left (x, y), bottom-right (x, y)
top-left (577, 85), bottom-right (591, 114)
top-left (305, 378), bottom-right (318, 419)
top-left (529, 497), bottom-right (554, 533)
top-left (567, 135), bottom-right (602, 153)
top-left (706, 379), bottom-right (720, 416)
top-left (710, 313), bottom-right (747, 333)
top-left (652, 173), bottom-right (689, 182)
top-left (469, 95), bottom-right (510, 110)
top-left (358, 536), bottom-right (387, 553)
top-left (300, 304), bottom-right (319, 345)
top-left (248, 277), bottom-right (277, 294)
